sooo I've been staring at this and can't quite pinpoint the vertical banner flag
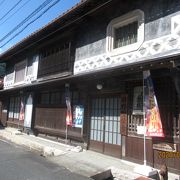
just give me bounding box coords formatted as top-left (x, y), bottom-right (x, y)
top-left (143, 70), bottom-right (164, 137)
top-left (65, 85), bottom-right (72, 126)
top-left (19, 100), bottom-right (25, 121)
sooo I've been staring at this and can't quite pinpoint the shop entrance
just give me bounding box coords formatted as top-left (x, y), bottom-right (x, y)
top-left (89, 96), bottom-right (122, 158)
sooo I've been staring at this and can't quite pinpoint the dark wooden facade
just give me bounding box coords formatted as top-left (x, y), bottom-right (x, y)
top-left (0, 0), bottom-right (180, 174)
top-left (87, 69), bottom-right (180, 173)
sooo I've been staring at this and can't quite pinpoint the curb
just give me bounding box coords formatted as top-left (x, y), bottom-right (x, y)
top-left (0, 130), bottom-right (66, 157)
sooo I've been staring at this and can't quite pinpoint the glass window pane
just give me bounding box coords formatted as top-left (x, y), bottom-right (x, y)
top-left (101, 120), bottom-right (104, 131)
top-left (114, 21), bottom-right (138, 49)
top-left (109, 132), bottom-right (112, 144)
top-left (94, 120), bottom-right (97, 129)
top-left (94, 130), bottom-right (97, 141)
top-left (113, 133), bottom-right (117, 144)
top-left (118, 122), bottom-right (120, 133)
top-left (97, 131), bottom-right (101, 141)
top-left (105, 120), bottom-right (109, 131)
top-left (113, 121), bottom-right (118, 132)
top-left (100, 131), bottom-right (103, 142)
top-left (109, 121), bottom-right (113, 132)
top-left (90, 130), bottom-right (93, 140)
top-left (91, 119), bottom-right (94, 129)
top-left (15, 61), bottom-right (26, 83)
top-left (105, 132), bottom-right (109, 143)
top-left (117, 134), bottom-right (121, 145)
top-left (98, 120), bottom-right (101, 131)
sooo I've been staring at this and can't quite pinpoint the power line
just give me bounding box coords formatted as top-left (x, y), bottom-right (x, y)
top-left (0, 0), bottom-right (31, 26)
top-left (0, 0), bottom-right (23, 21)
top-left (0, 0), bottom-right (61, 48)
top-left (0, 0), bottom-right (54, 43)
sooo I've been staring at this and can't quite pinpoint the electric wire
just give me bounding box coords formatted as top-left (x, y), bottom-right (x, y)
top-left (0, 0), bottom-right (61, 48)
top-left (0, 0), bottom-right (31, 26)
top-left (0, 0), bottom-right (54, 43)
top-left (0, 0), bottom-right (111, 57)
top-left (0, 0), bottom-right (23, 21)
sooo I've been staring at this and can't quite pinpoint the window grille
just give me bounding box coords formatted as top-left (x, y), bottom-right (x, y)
top-left (114, 21), bottom-right (138, 49)
top-left (14, 61), bottom-right (26, 83)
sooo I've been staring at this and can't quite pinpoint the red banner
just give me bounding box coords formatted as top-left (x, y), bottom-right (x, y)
top-left (66, 97), bottom-right (72, 126)
top-left (65, 84), bottom-right (72, 126)
top-left (19, 101), bottom-right (24, 121)
top-left (143, 70), bottom-right (164, 137)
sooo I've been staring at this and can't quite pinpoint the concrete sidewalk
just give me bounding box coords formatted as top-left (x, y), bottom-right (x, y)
top-left (0, 127), bottom-right (179, 180)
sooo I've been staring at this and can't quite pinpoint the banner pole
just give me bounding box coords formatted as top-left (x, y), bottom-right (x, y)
top-left (143, 72), bottom-right (147, 166)
top-left (81, 123), bottom-right (83, 137)
top-left (66, 124), bottom-right (68, 144)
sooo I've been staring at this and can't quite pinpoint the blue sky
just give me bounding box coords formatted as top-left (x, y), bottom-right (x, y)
top-left (0, 0), bottom-right (80, 53)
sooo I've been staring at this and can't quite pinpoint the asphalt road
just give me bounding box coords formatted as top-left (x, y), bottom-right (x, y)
top-left (0, 139), bottom-right (91, 180)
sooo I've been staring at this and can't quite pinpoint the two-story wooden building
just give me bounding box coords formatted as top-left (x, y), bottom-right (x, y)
top-left (0, 0), bottom-right (180, 174)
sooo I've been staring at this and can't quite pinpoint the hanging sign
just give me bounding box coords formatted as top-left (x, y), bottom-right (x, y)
top-left (143, 70), bottom-right (164, 137)
top-left (73, 105), bottom-right (84, 128)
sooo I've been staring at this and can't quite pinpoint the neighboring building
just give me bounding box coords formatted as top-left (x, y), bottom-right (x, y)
top-left (0, 0), bottom-right (180, 174)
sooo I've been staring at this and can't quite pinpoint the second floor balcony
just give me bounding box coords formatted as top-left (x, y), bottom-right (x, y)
top-left (38, 43), bottom-right (73, 79)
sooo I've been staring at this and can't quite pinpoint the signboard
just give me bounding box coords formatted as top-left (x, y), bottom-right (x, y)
top-left (73, 105), bottom-right (84, 128)
top-left (137, 125), bottom-right (146, 135)
top-left (120, 113), bottom-right (128, 136)
top-left (153, 143), bottom-right (177, 152)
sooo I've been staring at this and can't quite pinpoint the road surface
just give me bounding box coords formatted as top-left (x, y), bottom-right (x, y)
top-left (0, 139), bottom-right (91, 180)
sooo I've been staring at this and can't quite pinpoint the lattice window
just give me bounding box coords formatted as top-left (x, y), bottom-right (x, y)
top-left (114, 21), bottom-right (138, 49)
top-left (39, 91), bottom-right (80, 106)
top-left (38, 42), bottom-right (72, 77)
top-left (106, 9), bottom-right (144, 55)
top-left (90, 97), bottom-right (121, 145)
top-left (8, 96), bottom-right (26, 121)
top-left (128, 114), bottom-right (144, 135)
top-left (14, 61), bottom-right (26, 83)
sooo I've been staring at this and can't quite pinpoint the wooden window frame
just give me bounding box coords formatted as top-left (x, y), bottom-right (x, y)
top-left (14, 60), bottom-right (27, 85)
top-left (106, 9), bottom-right (144, 56)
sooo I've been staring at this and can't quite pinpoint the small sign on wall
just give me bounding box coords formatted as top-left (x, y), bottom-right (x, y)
top-left (137, 125), bottom-right (146, 135)
top-left (73, 105), bottom-right (84, 128)
top-left (120, 113), bottom-right (128, 136)
top-left (153, 143), bottom-right (177, 152)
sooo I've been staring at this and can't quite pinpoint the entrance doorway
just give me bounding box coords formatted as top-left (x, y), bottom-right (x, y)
top-left (89, 96), bottom-right (121, 158)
